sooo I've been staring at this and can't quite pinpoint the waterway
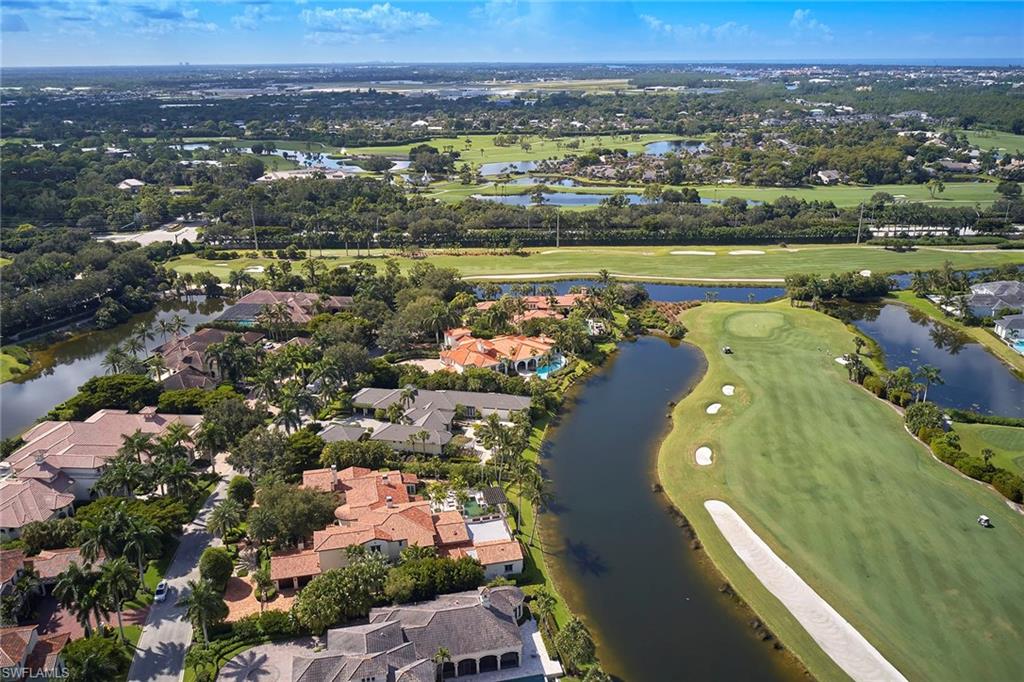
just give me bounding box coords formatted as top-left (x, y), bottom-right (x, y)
top-left (486, 279), bottom-right (785, 303)
top-left (1, 297), bottom-right (225, 439)
top-left (844, 303), bottom-right (1024, 417)
top-left (539, 336), bottom-right (794, 680)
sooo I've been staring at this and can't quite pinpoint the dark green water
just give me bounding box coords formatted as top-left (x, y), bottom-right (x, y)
top-left (540, 336), bottom-right (794, 681)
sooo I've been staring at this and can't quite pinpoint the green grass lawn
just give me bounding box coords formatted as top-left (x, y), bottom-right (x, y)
top-left (168, 244), bottom-right (1024, 284)
top-left (657, 301), bottom-right (1024, 681)
top-left (428, 178), bottom-right (1002, 207)
top-left (889, 290), bottom-right (1024, 374)
top-left (952, 422), bottom-right (1024, 476)
top-left (0, 346), bottom-right (32, 383)
top-left (342, 132), bottom-right (681, 164)
top-left (956, 128), bottom-right (1024, 154)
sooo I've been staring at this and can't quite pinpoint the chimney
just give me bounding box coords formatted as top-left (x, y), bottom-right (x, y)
top-left (34, 451), bottom-right (46, 465)
top-left (330, 464), bottom-right (338, 485)
top-left (385, 496), bottom-right (393, 509)
top-left (479, 587), bottom-right (491, 609)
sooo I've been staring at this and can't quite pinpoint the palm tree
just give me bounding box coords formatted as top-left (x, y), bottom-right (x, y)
top-left (399, 385), bottom-right (419, 411)
top-left (54, 563), bottom-right (101, 637)
top-left (178, 579), bottom-right (227, 645)
top-left (532, 589), bottom-right (556, 636)
top-left (916, 365), bottom-right (943, 402)
top-left (95, 453), bottom-right (147, 497)
top-left (121, 515), bottom-right (162, 585)
top-left (523, 474), bottom-right (552, 548)
top-left (149, 354), bottom-right (168, 381)
top-left (100, 558), bottom-right (140, 642)
top-left (853, 337), bottom-right (866, 355)
top-left (169, 314), bottom-right (188, 337)
top-left (207, 499), bottom-right (243, 540)
top-left (432, 647), bottom-right (452, 682)
top-left (101, 346), bottom-right (129, 374)
top-left (119, 429), bottom-right (153, 464)
top-left (512, 460), bottom-right (539, 527)
top-left (157, 319), bottom-right (174, 343)
top-left (251, 568), bottom-right (274, 614)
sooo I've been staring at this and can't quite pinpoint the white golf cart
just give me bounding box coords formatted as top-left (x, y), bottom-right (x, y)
top-left (977, 515), bottom-right (992, 528)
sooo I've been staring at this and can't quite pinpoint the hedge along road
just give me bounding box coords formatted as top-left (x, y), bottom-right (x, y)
top-left (657, 301), bottom-right (1024, 681)
top-left (168, 244), bottom-right (1024, 282)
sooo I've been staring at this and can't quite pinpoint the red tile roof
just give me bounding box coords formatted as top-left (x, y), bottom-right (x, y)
top-left (0, 550), bottom-right (25, 585)
top-left (270, 550), bottom-right (321, 581)
top-left (0, 625), bottom-right (36, 668)
top-left (25, 632), bottom-right (69, 674)
top-left (0, 479), bottom-right (75, 530)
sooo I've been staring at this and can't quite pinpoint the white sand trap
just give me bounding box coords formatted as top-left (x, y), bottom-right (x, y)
top-left (670, 250), bottom-right (717, 256)
top-left (244, 266), bottom-right (265, 273)
top-left (703, 501), bottom-right (907, 682)
top-left (729, 249), bottom-right (766, 255)
top-left (722, 384), bottom-right (735, 396)
top-left (695, 447), bottom-right (714, 466)
top-left (859, 269), bottom-right (872, 277)
top-left (706, 403), bottom-right (722, 414)
top-left (834, 357), bottom-right (850, 366)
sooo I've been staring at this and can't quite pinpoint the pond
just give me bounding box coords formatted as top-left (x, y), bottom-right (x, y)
top-left (504, 176), bottom-right (582, 187)
top-left (644, 139), bottom-right (710, 156)
top-left (478, 161), bottom-right (539, 176)
top-left (843, 303), bottom-right (1024, 417)
top-left (539, 336), bottom-right (796, 680)
top-left (471, 192), bottom-right (645, 207)
top-left (483, 279), bottom-right (784, 303)
top-left (1, 297), bottom-right (226, 439)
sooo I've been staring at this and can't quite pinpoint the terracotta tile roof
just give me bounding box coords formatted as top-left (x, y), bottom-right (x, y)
top-left (0, 550), bottom-right (25, 585)
top-left (270, 550), bottom-right (321, 581)
top-left (0, 479), bottom-right (75, 530)
top-left (153, 328), bottom-right (264, 377)
top-left (434, 512), bottom-right (470, 546)
top-left (6, 410), bottom-right (201, 473)
top-left (315, 501), bottom-right (439, 552)
top-left (27, 548), bottom-right (101, 580)
top-left (0, 625), bottom-right (36, 668)
top-left (303, 467), bottom-right (417, 512)
top-left (25, 632), bottom-right (69, 674)
top-left (470, 540), bottom-right (524, 567)
top-left (220, 290), bottom-right (353, 324)
top-left (440, 333), bottom-right (556, 370)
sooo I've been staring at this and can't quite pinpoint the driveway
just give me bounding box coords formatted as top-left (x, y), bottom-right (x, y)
top-left (217, 638), bottom-right (319, 682)
top-left (128, 463), bottom-right (231, 682)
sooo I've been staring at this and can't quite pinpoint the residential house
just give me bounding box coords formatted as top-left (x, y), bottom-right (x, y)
top-left (116, 178), bottom-right (145, 192)
top-left (816, 169), bottom-right (843, 185)
top-left (3, 409), bottom-right (202, 501)
top-left (218, 289), bottom-right (353, 326)
top-left (272, 467), bottom-right (523, 589)
top-left (994, 313), bottom-right (1024, 342)
top-left (963, 281), bottom-right (1024, 318)
top-left (151, 328), bottom-right (265, 389)
top-left (440, 332), bottom-right (560, 376)
top-left (0, 625), bottom-right (68, 680)
top-left (475, 293), bottom-right (587, 323)
top-left (291, 586), bottom-right (526, 682)
top-left (0, 473), bottom-right (75, 541)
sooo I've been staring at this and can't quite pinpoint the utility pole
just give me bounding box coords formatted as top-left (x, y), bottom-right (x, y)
top-left (856, 203), bottom-right (865, 245)
top-left (556, 211), bottom-right (560, 248)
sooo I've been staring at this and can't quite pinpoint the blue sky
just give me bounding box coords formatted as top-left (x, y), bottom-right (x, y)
top-left (1, 1), bottom-right (1021, 67)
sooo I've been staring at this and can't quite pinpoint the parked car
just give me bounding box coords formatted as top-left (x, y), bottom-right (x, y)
top-left (154, 580), bottom-right (169, 602)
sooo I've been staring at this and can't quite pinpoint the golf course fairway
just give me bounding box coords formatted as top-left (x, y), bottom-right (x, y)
top-left (658, 301), bottom-right (1024, 681)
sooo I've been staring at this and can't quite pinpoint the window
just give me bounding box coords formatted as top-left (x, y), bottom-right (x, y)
top-left (504, 563), bottom-right (514, 572)
top-left (369, 545), bottom-right (382, 553)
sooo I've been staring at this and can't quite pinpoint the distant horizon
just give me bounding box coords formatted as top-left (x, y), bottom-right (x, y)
top-left (3, 57), bottom-right (1023, 71)
top-left (2, 1), bottom-right (1021, 68)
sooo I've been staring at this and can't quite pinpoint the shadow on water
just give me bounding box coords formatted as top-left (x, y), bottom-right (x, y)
top-left (538, 336), bottom-right (800, 681)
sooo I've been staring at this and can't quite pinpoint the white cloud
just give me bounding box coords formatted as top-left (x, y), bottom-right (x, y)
top-left (300, 3), bottom-right (438, 42)
top-left (640, 14), bottom-right (752, 43)
top-left (231, 3), bottom-right (276, 31)
top-left (790, 8), bottom-right (833, 42)
top-left (1, 13), bottom-right (29, 32)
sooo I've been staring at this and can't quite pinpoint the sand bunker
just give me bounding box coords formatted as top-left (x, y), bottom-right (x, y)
top-left (695, 447), bottom-right (714, 466)
top-left (244, 266), bottom-right (265, 273)
top-left (728, 250), bottom-right (765, 255)
top-left (706, 403), bottom-right (722, 414)
top-left (835, 357), bottom-right (850, 366)
top-left (859, 269), bottom-right (872, 277)
top-left (722, 385), bottom-right (735, 396)
top-left (670, 250), bottom-right (716, 256)
top-left (703, 501), bottom-right (907, 682)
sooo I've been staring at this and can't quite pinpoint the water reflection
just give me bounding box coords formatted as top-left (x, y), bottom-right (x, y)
top-left (484, 279), bottom-right (784, 303)
top-left (844, 303), bottom-right (1024, 416)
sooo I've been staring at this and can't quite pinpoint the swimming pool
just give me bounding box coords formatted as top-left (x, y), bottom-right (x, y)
top-left (1013, 339), bottom-right (1024, 356)
top-left (535, 357), bottom-right (566, 379)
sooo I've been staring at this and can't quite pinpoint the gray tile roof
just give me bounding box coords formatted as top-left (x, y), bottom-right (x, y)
top-left (320, 424), bottom-right (368, 443)
top-left (352, 388), bottom-right (531, 414)
top-left (996, 313), bottom-right (1024, 330)
top-left (370, 424), bottom-right (452, 448)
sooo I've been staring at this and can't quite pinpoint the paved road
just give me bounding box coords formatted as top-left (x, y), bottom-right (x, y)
top-left (128, 474), bottom-right (228, 682)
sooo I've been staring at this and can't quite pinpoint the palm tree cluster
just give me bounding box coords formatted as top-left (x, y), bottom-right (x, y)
top-left (96, 426), bottom-right (204, 504)
top-left (54, 557), bottom-right (140, 641)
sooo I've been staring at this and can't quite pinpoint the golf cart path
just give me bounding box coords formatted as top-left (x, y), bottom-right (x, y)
top-left (462, 271), bottom-right (785, 283)
top-left (128, 462), bottom-right (232, 682)
top-left (704, 500), bottom-right (907, 682)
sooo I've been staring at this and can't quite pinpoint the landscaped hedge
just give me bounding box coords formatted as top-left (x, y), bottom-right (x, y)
top-left (946, 409), bottom-right (1024, 428)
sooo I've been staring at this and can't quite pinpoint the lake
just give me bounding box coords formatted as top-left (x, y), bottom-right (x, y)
top-left (1, 297), bottom-right (225, 439)
top-left (845, 303), bottom-right (1024, 417)
top-left (539, 336), bottom-right (796, 680)
top-left (471, 192), bottom-right (645, 207)
top-left (644, 139), bottom-right (710, 156)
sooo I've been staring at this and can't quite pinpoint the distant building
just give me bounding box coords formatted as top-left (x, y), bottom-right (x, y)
top-left (963, 281), bottom-right (1024, 318)
top-left (816, 169), bottom-right (844, 185)
top-left (116, 178), bottom-right (145, 192)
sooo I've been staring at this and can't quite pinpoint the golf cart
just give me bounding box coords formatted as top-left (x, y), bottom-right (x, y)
top-left (977, 515), bottom-right (992, 528)
top-left (722, 346), bottom-right (733, 355)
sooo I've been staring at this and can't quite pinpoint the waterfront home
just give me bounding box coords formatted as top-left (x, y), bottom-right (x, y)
top-left (0, 625), bottom-right (69, 680)
top-left (995, 313), bottom-right (1024, 341)
top-left (440, 331), bottom-right (560, 376)
top-left (291, 586), bottom-right (531, 682)
top-left (3, 409), bottom-right (202, 501)
top-left (218, 289), bottom-right (353, 326)
top-left (352, 387), bottom-right (532, 422)
top-left (816, 169), bottom-right (844, 185)
top-left (962, 281), bottom-right (1024, 318)
top-left (476, 293), bottom-right (587, 323)
top-left (151, 328), bottom-right (265, 389)
top-left (271, 467), bottom-right (522, 589)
